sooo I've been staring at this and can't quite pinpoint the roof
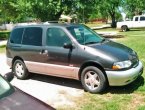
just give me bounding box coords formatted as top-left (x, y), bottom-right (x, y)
top-left (134, 15), bottom-right (145, 17)
top-left (14, 23), bottom-right (81, 29)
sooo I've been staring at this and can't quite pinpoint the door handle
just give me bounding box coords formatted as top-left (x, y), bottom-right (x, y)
top-left (40, 50), bottom-right (48, 55)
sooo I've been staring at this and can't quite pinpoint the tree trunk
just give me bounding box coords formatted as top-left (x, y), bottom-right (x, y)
top-left (111, 16), bottom-right (116, 28)
top-left (108, 10), bottom-right (116, 28)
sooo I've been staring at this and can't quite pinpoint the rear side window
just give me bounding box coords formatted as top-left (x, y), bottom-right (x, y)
top-left (10, 28), bottom-right (24, 44)
top-left (22, 27), bottom-right (42, 46)
top-left (135, 17), bottom-right (138, 21)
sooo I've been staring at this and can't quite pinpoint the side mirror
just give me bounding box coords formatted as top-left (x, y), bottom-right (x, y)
top-left (4, 73), bottom-right (14, 82)
top-left (63, 43), bottom-right (74, 49)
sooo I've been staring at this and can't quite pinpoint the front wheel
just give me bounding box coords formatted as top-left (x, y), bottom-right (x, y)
top-left (12, 60), bottom-right (29, 80)
top-left (81, 66), bottom-right (107, 93)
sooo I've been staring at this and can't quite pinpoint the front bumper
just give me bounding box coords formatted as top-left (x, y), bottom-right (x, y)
top-left (106, 61), bottom-right (143, 86)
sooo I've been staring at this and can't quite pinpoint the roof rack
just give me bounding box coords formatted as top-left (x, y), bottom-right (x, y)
top-left (43, 21), bottom-right (59, 24)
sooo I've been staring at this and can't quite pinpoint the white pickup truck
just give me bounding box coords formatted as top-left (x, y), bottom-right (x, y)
top-left (117, 15), bottom-right (145, 31)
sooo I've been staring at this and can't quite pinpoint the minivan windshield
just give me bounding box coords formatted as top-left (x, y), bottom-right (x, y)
top-left (0, 75), bottom-right (14, 99)
top-left (67, 25), bottom-right (104, 45)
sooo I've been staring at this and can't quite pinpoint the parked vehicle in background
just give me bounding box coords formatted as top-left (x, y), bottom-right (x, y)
top-left (6, 23), bottom-right (143, 93)
top-left (117, 15), bottom-right (145, 31)
top-left (0, 73), bottom-right (55, 110)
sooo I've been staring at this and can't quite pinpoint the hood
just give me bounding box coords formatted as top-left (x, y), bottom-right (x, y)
top-left (87, 40), bottom-right (135, 62)
top-left (0, 88), bottom-right (55, 110)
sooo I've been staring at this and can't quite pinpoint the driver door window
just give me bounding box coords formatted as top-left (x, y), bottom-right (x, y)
top-left (46, 28), bottom-right (71, 47)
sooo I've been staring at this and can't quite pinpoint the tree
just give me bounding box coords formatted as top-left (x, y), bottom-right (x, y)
top-left (73, 0), bottom-right (97, 23)
top-left (0, 0), bottom-right (32, 22)
top-left (0, 0), bottom-right (71, 22)
top-left (123, 0), bottom-right (145, 18)
top-left (30, 0), bottom-right (97, 22)
top-left (0, 0), bottom-right (15, 22)
top-left (29, 0), bottom-right (71, 21)
top-left (0, 0), bottom-right (122, 25)
top-left (0, 0), bottom-right (98, 22)
top-left (96, 0), bottom-right (122, 28)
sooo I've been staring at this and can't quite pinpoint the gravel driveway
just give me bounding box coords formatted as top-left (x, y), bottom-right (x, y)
top-left (0, 54), bottom-right (84, 108)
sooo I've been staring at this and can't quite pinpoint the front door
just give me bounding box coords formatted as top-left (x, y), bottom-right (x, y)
top-left (41, 27), bottom-right (79, 79)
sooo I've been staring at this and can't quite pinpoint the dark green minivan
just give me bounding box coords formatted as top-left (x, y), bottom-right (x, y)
top-left (6, 24), bottom-right (143, 93)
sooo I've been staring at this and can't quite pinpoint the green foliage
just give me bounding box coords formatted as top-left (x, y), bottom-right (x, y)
top-left (74, 0), bottom-right (97, 23)
top-left (29, 0), bottom-right (70, 21)
top-left (0, 0), bottom-right (32, 22)
top-left (138, 105), bottom-right (145, 110)
top-left (0, 0), bottom-right (98, 22)
top-left (0, 0), bottom-right (144, 24)
top-left (0, 31), bottom-right (10, 40)
top-left (123, 0), bottom-right (145, 18)
top-left (95, 0), bottom-right (122, 27)
top-left (0, 0), bottom-right (69, 22)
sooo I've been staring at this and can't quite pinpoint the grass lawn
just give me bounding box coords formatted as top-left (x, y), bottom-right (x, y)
top-left (58, 28), bottom-right (145, 110)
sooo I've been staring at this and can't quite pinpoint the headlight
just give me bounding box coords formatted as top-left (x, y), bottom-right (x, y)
top-left (112, 60), bottom-right (132, 70)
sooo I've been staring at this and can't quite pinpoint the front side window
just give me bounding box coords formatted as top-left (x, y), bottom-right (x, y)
top-left (22, 27), bottom-right (42, 46)
top-left (67, 25), bottom-right (103, 45)
top-left (46, 28), bottom-right (71, 47)
top-left (140, 16), bottom-right (145, 21)
top-left (10, 28), bottom-right (24, 44)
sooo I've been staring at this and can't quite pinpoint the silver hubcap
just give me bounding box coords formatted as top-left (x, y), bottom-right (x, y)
top-left (15, 63), bottom-right (24, 77)
top-left (84, 71), bottom-right (100, 90)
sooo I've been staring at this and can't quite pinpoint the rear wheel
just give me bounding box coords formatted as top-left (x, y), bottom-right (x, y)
top-left (13, 60), bottom-right (29, 79)
top-left (81, 66), bottom-right (107, 93)
top-left (121, 25), bottom-right (128, 32)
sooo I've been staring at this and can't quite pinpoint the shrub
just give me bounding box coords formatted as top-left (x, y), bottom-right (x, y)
top-left (0, 31), bottom-right (10, 40)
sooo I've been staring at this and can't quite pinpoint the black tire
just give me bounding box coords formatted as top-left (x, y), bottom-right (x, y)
top-left (81, 66), bottom-right (107, 93)
top-left (121, 25), bottom-right (128, 32)
top-left (12, 60), bottom-right (29, 79)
